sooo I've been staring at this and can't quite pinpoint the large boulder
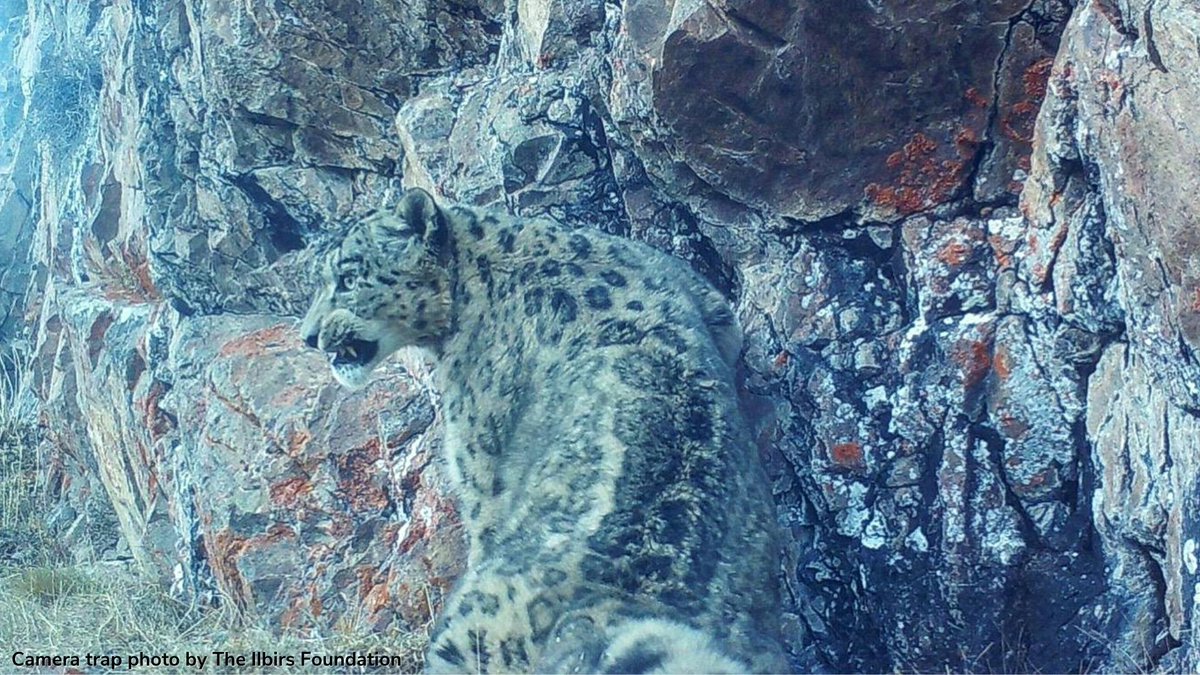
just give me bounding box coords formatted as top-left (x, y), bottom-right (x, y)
top-left (608, 0), bottom-right (1068, 220)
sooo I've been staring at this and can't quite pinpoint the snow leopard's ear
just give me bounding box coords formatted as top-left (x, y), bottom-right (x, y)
top-left (394, 187), bottom-right (437, 235)
top-left (394, 187), bottom-right (448, 249)
top-left (376, 187), bottom-right (450, 260)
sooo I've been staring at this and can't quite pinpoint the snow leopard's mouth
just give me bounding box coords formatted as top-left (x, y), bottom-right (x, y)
top-left (328, 337), bottom-right (379, 368)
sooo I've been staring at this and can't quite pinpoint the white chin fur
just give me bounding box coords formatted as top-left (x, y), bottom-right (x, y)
top-left (331, 362), bottom-right (372, 389)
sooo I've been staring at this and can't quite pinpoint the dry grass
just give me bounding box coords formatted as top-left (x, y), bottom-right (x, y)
top-left (0, 341), bottom-right (56, 567)
top-left (28, 32), bottom-right (103, 151)
top-left (0, 562), bottom-right (429, 673)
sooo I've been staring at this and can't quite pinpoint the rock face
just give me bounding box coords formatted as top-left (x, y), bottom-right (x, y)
top-left (2, 0), bottom-right (1199, 671)
top-left (1022, 1), bottom-right (1200, 668)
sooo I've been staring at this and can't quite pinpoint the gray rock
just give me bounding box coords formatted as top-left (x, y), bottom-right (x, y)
top-left (2, 0), bottom-right (1199, 671)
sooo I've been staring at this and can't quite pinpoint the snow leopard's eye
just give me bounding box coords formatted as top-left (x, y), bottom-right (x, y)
top-left (336, 271), bottom-right (358, 292)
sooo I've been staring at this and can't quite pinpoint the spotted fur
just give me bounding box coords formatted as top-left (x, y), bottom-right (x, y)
top-left (300, 188), bottom-right (788, 673)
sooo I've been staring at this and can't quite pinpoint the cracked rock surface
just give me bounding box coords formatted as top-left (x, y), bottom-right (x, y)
top-left (2, 0), bottom-right (1199, 671)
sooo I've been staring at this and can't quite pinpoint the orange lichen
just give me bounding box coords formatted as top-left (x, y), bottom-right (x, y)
top-left (397, 518), bottom-right (430, 556)
top-left (1011, 100), bottom-right (1038, 117)
top-left (219, 324), bottom-right (293, 357)
top-left (286, 428), bottom-right (312, 456)
top-left (937, 240), bottom-right (973, 267)
top-left (1049, 222), bottom-right (1070, 257)
top-left (138, 381), bottom-right (175, 443)
top-left (1191, 288), bottom-right (1200, 312)
top-left (210, 530), bottom-right (252, 610)
top-left (965, 86), bottom-right (990, 108)
top-left (270, 476), bottom-right (314, 508)
top-left (906, 132), bottom-right (937, 155)
top-left (356, 566), bottom-right (378, 596)
top-left (1023, 58), bottom-right (1055, 99)
top-left (865, 185), bottom-right (912, 214)
top-left (955, 128), bottom-right (981, 154)
top-left (954, 340), bottom-right (993, 388)
top-left (1001, 101), bottom-right (1040, 143)
top-left (866, 132), bottom-right (970, 215)
top-left (830, 441), bottom-right (865, 469)
top-left (364, 582), bottom-right (391, 616)
top-left (337, 448), bottom-right (388, 513)
top-left (993, 347), bottom-right (1012, 380)
top-left (357, 567), bottom-right (392, 615)
top-left (988, 235), bottom-right (1015, 269)
top-left (985, 57), bottom-right (1056, 196)
top-left (773, 350), bottom-right (790, 369)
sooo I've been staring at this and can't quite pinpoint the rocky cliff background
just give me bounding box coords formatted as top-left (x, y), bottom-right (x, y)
top-left (1, 0), bottom-right (1198, 671)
